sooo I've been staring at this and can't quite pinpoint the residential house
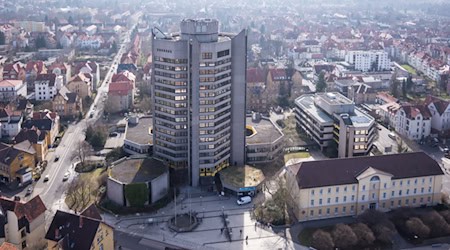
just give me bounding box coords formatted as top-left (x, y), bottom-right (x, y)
top-left (424, 95), bottom-right (450, 136)
top-left (246, 68), bottom-right (268, 113)
top-left (47, 62), bottom-right (71, 84)
top-left (75, 35), bottom-right (104, 50)
top-left (286, 152), bottom-right (444, 222)
top-left (74, 61), bottom-right (100, 91)
top-left (22, 111), bottom-right (60, 148)
top-left (66, 73), bottom-right (92, 100)
top-left (0, 80), bottom-right (27, 102)
top-left (24, 61), bottom-right (46, 91)
top-left (5, 97), bottom-right (33, 120)
top-left (266, 68), bottom-right (289, 106)
top-left (45, 210), bottom-right (114, 250)
top-left (348, 83), bottom-right (377, 105)
top-left (2, 63), bottom-right (25, 81)
top-left (14, 128), bottom-right (48, 162)
top-left (0, 141), bottom-right (35, 184)
top-left (52, 86), bottom-right (82, 118)
top-left (395, 105), bottom-right (431, 141)
top-left (0, 196), bottom-right (47, 250)
top-left (111, 70), bottom-right (135, 89)
top-left (34, 74), bottom-right (63, 101)
top-left (106, 81), bottom-right (134, 113)
top-left (0, 107), bottom-right (23, 139)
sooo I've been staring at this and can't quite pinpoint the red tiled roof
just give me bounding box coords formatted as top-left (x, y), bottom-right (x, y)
top-left (108, 81), bottom-right (133, 95)
top-left (247, 68), bottom-right (266, 83)
top-left (0, 196), bottom-right (46, 223)
top-left (424, 95), bottom-right (450, 115)
top-left (0, 242), bottom-right (19, 250)
top-left (269, 68), bottom-right (286, 81)
top-left (401, 104), bottom-right (431, 119)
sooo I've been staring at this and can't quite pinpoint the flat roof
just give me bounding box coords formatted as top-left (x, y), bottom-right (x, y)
top-left (295, 95), bottom-right (334, 124)
top-left (316, 92), bottom-right (353, 106)
top-left (109, 157), bottom-right (167, 184)
top-left (350, 108), bottom-right (375, 127)
top-left (125, 117), bottom-right (153, 145)
top-left (246, 117), bottom-right (283, 144)
top-left (220, 165), bottom-right (265, 188)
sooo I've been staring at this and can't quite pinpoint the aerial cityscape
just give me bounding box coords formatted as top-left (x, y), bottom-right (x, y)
top-left (0, 0), bottom-right (449, 249)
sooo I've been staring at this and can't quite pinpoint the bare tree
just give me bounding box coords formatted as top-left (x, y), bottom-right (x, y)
top-left (351, 223), bottom-right (375, 247)
top-left (420, 211), bottom-right (450, 238)
top-left (406, 217), bottom-right (430, 239)
top-left (332, 223), bottom-right (358, 249)
top-left (77, 141), bottom-right (91, 167)
top-left (66, 178), bottom-right (92, 213)
top-left (440, 210), bottom-right (450, 224)
top-left (312, 230), bottom-right (334, 250)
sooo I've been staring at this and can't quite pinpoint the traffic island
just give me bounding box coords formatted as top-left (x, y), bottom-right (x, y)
top-left (168, 213), bottom-right (200, 232)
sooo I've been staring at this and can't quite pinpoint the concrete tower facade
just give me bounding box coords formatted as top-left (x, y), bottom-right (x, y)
top-left (152, 19), bottom-right (246, 186)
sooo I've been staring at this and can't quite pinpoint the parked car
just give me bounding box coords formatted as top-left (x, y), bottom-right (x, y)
top-left (54, 156), bottom-right (60, 162)
top-left (109, 132), bottom-right (118, 137)
top-left (388, 132), bottom-right (396, 140)
top-left (25, 186), bottom-right (33, 196)
top-left (237, 196), bottom-right (252, 205)
top-left (43, 175), bottom-right (50, 182)
top-left (63, 172), bottom-right (70, 181)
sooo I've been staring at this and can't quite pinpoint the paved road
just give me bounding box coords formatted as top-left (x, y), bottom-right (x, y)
top-left (16, 27), bottom-right (134, 223)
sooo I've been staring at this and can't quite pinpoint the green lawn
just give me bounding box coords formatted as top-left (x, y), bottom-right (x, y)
top-left (401, 64), bottom-right (417, 75)
top-left (284, 152), bottom-right (311, 163)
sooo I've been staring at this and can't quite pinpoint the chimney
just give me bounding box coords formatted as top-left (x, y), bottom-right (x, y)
top-left (55, 228), bottom-right (61, 239)
top-left (79, 216), bottom-right (83, 228)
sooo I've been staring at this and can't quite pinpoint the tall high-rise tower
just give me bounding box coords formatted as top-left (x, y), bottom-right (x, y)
top-left (152, 19), bottom-right (246, 186)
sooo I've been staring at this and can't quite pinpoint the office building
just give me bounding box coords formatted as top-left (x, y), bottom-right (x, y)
top-left (151, 19), bottom-right (246, 186)
top-left (294, 92), bottom-right (376, 158)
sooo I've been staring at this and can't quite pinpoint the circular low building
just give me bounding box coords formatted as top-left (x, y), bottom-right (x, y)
top-left (246, 113), bottom-right (284, 164)
top-left (219, 165), bottom-right (265, 197)
top-left (107, 156), bottom-right (169, 207)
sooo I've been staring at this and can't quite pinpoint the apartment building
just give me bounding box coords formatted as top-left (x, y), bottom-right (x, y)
top-left (34, 74), bottom-right (63, 101)
top-left (0, 80), bottom-right (27, 102)
top-left (395, 105), bottom-right (431, 141)
top-left (0, 196), bottom-right (47, 250)
top-left (424, 95), bottom-right (450, 134)
top-left (345, 50), bottom-right (391, 72)
top-left (294, 92), bottom-right (376, 158)
top-left (151, 19), bottom-right (246, 186)
top-left (286, 152), bottom-right (444, 222)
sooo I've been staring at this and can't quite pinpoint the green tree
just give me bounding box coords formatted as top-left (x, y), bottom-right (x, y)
top-left (68, 16), bottom-right (74, 25)
top-left (0, 31), bottom-right (5, 45)
top-left (316, 71), bottom-right (327, 92)
top-left (110, 41), bottom-right (118, 54)
top-left (260, 24), bottom-right (266, 34)
top-left (406, 75), bottom-right (414, 91)
top-left (35, 36), bottom-right (46, 49)
top-left (402, 79), bottom-right (407, 98)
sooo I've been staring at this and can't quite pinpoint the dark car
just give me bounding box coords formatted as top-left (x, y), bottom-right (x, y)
top-left (54, 156), bottom-right (60, 162)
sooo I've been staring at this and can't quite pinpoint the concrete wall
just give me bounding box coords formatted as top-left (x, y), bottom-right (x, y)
top-left (150, 171), bottom-right (169, 203)
top-left (107, 178), bottom-right (124, 206)
top-left (230, 29), bottom-right (247, 167)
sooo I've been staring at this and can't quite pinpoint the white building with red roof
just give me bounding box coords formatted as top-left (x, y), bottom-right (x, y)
top-left (395, 104), bottom-right (432, 141)
top-left (0, 80), bottom-right (27, 102)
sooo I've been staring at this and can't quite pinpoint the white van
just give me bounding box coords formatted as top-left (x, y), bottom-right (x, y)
top-left (237, 196), bottom-right (252, 205)
top-left (388, 132), bottom-right (396, 140)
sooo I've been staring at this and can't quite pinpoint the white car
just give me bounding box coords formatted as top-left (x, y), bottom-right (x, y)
top-left (237, 196), bottom-right (252, 205)
top-left (43, 175), bottom-right (50, 182)
top-left (63, 172), bottom-right (70, 181)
